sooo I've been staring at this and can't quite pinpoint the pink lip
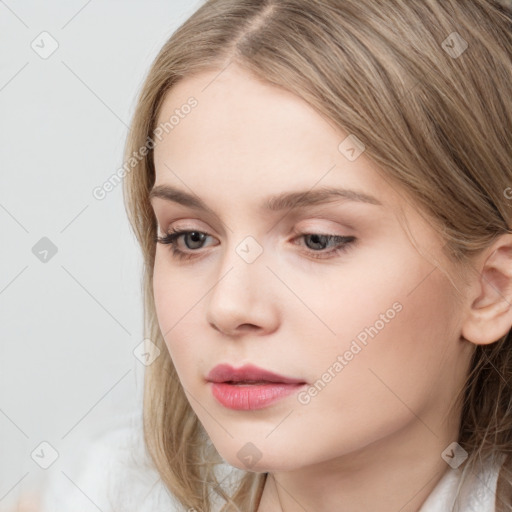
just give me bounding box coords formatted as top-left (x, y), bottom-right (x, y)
top-left (206, 364), bottom-right (306, 410)
top-left (206, 364), bottom-right (305, 384)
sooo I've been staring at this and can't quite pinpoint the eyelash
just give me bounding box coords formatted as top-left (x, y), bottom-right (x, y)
top-left (154, 227), bottom-right (356, 262)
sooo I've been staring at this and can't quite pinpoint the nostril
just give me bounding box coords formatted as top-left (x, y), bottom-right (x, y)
top-left (238, 323), bottom-right (260, 331)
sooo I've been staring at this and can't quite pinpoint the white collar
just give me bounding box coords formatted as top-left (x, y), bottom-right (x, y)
top-left (418, 457), bottom-right (504, 512)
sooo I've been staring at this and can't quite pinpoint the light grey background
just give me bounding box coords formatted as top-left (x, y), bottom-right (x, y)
top-left (0, 1), bottom-right (204, 508)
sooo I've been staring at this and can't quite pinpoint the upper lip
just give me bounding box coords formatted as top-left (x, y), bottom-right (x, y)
top-left (206, 364), bottom-right (306, 384)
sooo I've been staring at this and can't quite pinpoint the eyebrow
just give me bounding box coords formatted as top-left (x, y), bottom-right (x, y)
top-left (148, 184), bottom-right (383, 213)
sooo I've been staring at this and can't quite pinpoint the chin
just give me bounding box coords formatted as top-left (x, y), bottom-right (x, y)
top-left (212, 439), bottom-right (304, 473)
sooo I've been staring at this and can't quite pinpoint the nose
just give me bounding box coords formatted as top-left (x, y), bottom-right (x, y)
top-left (205, 244), bottom-right (279, 337)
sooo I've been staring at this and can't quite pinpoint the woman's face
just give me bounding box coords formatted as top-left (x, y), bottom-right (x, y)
top-left (150, 64), bottom-right (474, 472)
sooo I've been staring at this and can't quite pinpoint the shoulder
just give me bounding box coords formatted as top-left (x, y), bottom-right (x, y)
top-left (38, 409), bottom-right (181, 512)
top-left (39, 409), bottom-right (242, 512)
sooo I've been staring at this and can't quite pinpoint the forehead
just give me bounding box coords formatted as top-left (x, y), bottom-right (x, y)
top-left (155, 65), bottom-right (340, 164)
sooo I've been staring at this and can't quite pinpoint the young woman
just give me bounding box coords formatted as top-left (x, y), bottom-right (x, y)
top-left (120, 0), bottom-right (512, 510)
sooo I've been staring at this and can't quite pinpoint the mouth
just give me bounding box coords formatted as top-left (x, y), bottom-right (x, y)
top-left (206, 364), bottom-right (307, 410)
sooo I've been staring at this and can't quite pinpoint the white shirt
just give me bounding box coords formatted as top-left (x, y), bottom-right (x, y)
top-left (418, 453), bottom-right (503, 512)
top-left (39, 410), bottom-right (502, 512)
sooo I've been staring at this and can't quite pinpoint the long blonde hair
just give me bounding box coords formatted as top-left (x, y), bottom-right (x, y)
top-left (122, 1), bottom-right (512, 510)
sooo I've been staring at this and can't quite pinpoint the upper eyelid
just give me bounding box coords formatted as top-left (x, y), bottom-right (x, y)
top-left (158, 226), bottom-right (348, 236)
top-left (156, 213), bottom-right (357, 233)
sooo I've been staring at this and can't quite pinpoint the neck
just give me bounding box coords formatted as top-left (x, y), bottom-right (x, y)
top-left (256, 413), bottom-right (459, 512)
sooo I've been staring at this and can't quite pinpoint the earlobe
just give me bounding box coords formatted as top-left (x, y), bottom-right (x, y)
top-left (461, 234), bottom-right (512, 346)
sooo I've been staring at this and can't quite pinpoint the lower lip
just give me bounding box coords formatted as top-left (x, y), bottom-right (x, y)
top-left (209, 382), bottom-right (305, 410)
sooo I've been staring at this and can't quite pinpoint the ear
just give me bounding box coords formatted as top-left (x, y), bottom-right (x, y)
top-left (461, 233), bottom-right (512, 345)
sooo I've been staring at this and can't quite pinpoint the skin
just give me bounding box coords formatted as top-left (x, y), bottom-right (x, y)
top-left (149, 64), bottom-right (511, 511)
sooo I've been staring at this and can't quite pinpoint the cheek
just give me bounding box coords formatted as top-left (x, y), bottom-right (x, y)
top-left (152, 253), bottom-right (207, 373)
top-left (153, 256), bottom-right (177, 331)
top-left (152, 251), bottom-right (200, 319)
top-left (303, 264), bottom-right (460, 421)
top-left (291, 245), bottom-right (461, 410)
